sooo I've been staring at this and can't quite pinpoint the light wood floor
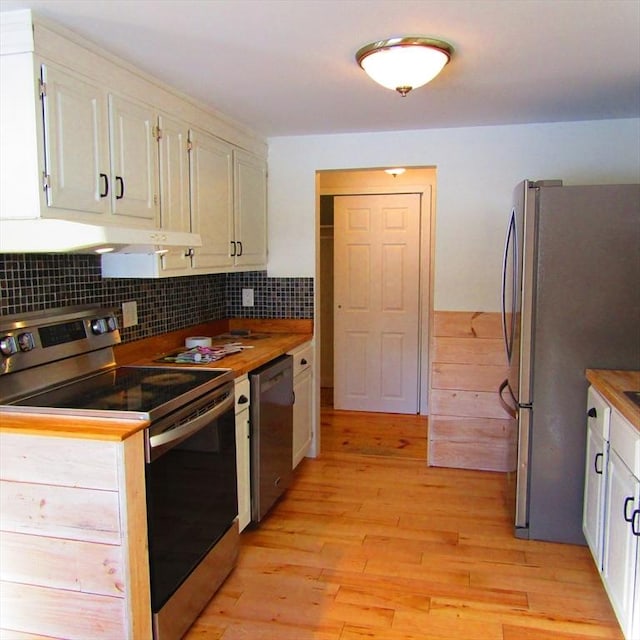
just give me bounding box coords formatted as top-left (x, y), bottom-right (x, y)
top-left (186, 401), bottom-right (623, 640)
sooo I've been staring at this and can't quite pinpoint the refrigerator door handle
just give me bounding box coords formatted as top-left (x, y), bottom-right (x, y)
top-left (498, 378), bottom-right (517, 419)
top-left (501, 209), bottom-right (517, 362)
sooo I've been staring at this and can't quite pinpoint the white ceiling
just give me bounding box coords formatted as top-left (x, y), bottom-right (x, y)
top-left (1, 0), bottom-right (639, 138)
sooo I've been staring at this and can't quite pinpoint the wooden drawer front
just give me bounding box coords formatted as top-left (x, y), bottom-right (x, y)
top-left (0, 434), bottom-right (119, 490)
top-left (610, 409), bottom-right (639, 477)
top-left (587, 386), bottom-right (611, 440)
top-left (235, 375), bottom-right (250, 413)
top-left (290, 342), bottom-right (313, 378)
top-left (0, 481), bottom-right (121, 544)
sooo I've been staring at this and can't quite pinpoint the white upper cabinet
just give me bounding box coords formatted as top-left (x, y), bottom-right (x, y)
top-left (41, 63), bottom-right (110, 216)
top-left (158, 113), bottom-right (190, 234)
top-left (189, 127), bottom-right (234, 271)
top-left (108, 94), bottom-right (159, 224)
top-left (39, 64), bottom-right (159, 227)
top-left (234, 149), bottom-right (268, 268)
top-left (0, 9), bottom-right (267, 263)
top-left (153, 114), bottom-right (192, 275)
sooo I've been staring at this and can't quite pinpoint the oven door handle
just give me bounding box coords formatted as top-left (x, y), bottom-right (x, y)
top-left (148, 387), bottom-right (234, 456)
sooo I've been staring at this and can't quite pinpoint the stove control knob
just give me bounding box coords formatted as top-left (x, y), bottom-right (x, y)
top-left (91, 318), bottom-right (108, 335)
top-left (17, 332), bottom-right (35, 352)
top-left (0, 335), bottom-right (18, 356)
top-left (106, 316), bottom-right (118, 332)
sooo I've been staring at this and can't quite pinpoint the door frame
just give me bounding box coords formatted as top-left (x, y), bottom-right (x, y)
top-left (315, 169), bottom-right (436, 438)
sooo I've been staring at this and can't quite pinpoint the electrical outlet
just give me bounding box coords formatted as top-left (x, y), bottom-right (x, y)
top-left (242, 288), bottom-right (254, 307)
top-left (122, 300), bottom-right (138, 327)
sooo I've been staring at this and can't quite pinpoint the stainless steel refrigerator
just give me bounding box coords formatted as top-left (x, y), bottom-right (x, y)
top-left (499, 180), bottom-right (640, 544)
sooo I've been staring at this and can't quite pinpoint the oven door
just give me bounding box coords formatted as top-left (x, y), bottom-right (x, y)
top-left (145, 381), bottom-right (237, 617)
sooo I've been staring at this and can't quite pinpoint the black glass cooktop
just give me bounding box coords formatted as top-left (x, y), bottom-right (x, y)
top-left (9, 366), bottom-right (231, 420)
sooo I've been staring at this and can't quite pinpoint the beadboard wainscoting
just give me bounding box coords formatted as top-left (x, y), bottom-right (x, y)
top-left (429, 311), bottom-right (516, 472)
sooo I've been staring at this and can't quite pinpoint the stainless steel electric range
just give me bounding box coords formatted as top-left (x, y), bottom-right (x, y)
top-left (0, 306), bottom-right (239, 640)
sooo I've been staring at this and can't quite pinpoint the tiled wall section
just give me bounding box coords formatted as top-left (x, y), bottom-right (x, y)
top-left (0, 254), bottom-right (313, 343)
top-left (226, 271), bottom-right (314, 319)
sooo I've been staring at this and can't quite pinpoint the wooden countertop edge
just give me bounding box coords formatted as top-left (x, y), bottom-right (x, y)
top-left (1, 325), bottom-right (313, 441)
top-left (0, 413), bottom-right (149, 441)
top-left (586, 369), bottom-right (640, 430)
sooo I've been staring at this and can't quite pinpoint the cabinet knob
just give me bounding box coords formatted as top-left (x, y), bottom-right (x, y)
top-left (587, 407), bottom-right (597, 418)
top-left (237, 394), bottom-right (248, 404)
top-left (300, 358), bottom-right (307, 365)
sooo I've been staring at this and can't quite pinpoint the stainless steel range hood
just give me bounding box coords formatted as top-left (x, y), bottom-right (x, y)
top-left (0, 219), bottom-right (202, 254)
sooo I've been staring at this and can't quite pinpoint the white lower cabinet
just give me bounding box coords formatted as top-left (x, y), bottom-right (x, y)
top-left (288, 341), bottom-right (314, 469)
top-left (234, 375), bottom-right (251, 532)
top-left (583, 386), bottom-right (611, 567)
top-left (584, 386), bottom-right (639, 640)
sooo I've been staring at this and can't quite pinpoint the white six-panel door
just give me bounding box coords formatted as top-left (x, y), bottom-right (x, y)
top-left (334, 193), bottom-right (421, 414)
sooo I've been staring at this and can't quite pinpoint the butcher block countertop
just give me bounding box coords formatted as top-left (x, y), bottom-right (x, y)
top-left (586, 369), bottom-right (640, 431)
top-left (0, 319), bottom-right (313, 441)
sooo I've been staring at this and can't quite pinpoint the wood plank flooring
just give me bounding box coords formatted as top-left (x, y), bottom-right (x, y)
top-left (186, 401), bottom-right (623, 640)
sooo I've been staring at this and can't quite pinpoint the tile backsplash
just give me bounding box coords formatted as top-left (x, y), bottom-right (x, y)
top-left (0, 254), bottom-right (313, 343)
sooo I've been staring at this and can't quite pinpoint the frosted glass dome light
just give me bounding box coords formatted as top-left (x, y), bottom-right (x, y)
top-left (356, 37), bottom-right (454, 96)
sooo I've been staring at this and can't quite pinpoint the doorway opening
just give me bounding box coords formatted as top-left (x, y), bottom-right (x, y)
top-left (317, 167), bottom-right (436, 427)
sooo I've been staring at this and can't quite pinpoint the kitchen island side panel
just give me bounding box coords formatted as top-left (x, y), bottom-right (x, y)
top-left (0, 431), bottom-right (151, 639)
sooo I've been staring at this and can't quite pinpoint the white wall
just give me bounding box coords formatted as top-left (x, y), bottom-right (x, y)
top-left (267, 118), bottom-right (640, 311)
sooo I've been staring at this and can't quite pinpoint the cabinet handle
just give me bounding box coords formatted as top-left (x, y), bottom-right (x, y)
top-left (237, 394), bottom-right (248, 405)
top-left (300, 358), bottom-right (308, 365)
top-left (237, 241), bottom-right (243, 256)
top-left (99, 173), bottom-right (109, 198)
top-left (587, 407), bottom-right (597, 418)
top-left (115, 176), bottom-right (125, 199)
top-left (633, 510), bottom-right (640, 536)
top-left (230, 241), bottom-right (236, 257)
top-left (594, 452), bottom-right (603, 475)
top-left (623, 496), bottom-right (635, 522)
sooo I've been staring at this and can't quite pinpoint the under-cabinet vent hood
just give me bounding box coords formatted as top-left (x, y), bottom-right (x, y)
top-left (0, 219), bottom-right (202, 254)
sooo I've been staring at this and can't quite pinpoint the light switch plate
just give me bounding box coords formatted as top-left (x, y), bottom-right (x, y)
top-left (242, 288), bottom-right (254, 307)
top-left (122, 300), bottom-right (138, 327)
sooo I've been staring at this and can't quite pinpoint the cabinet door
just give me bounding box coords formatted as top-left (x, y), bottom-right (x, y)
top-left (108, 94), bottom-right (159, 224)
top-left (233, 149), bottom-right (267, 268)
top-left (582, 387), bottom-right (611, 568)
top-left (292, 367), bottom-right (313, 469)
top-left (234, 376), bottom-right (251, 532)
top-left (583, 426), bottom-right (607, 567)
top-left (189, 128), bottom-right (234, 270)
top-left (603, 449), bottom-right (639, 637)
top-left (158, 114), bottom-right (190, 233)
top-left (235, 406), bottom-right (251, 532)
top-left (41, 64), bottom-right (110, 216)
top-left (158, 114), bottom-right (192, 275)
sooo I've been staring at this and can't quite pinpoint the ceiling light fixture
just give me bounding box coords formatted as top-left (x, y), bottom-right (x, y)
top-left (356, 36), bottom-right (454, 97)
top-left (385, 168), bottom-right (406, 177)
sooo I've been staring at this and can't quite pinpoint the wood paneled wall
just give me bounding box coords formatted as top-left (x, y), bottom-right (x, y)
top-left (0, 432), bottom-right (151, 639)
top-left (429, 311), bottom-right (516, 472)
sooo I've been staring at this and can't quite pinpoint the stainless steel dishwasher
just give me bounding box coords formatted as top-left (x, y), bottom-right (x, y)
top-left (250, 354), bottom-right (294, 523)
